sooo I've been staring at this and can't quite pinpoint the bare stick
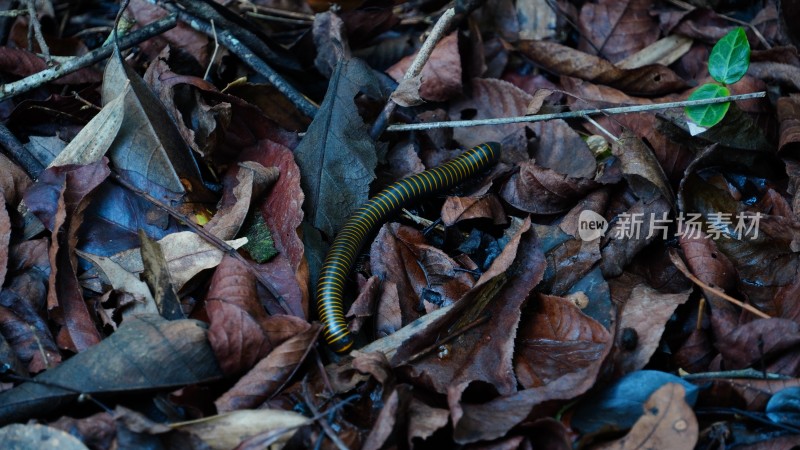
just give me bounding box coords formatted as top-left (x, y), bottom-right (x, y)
top-left (0, 14), bottom-right (178, 102)
top-left (385, 91), bottom-right (767, 131)
top-left (167, 6), bottom-right (318, 118)
top-left (203, 19), bottom-right (219, 81)
top-left (369, 8), bottom-right (456, 139)
top-left (23, 0), bottom-right (50, 63)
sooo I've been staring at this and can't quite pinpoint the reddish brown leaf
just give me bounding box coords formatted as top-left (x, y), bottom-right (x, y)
top-left (0, 153), bottom-right (32, 207)
top-left (242, 140), bottom-right (306, 273)
top-left (702, 377), bottom-right (800, 411)
top-left (408, 398), bottom-right (449, 444)
top-left (594, 383), bottom-right (698, 450)
top-left (716, 319), bottom-right (800, 374)
top-left (515, 294), bottom-right (613, 389)
top-left (500, 159), bottom-right (598, 215)
top-left (0, 47), bottom-right (100, 85)
top-left (607, 285), bottom-right (691, 376)
top-left (449, 78), bottom-right (531, 158)
top-left (362, 385), bottom-right (412, 450)
top-left (578, 0), bottom-right (660, 63)
top-left (387, 33), bottom-right (461, 102)
top-left (370, 223), bottom-right (474, 325)
top-left (441, 194), bottom-right (507, 226)
top-left (129, 0), bottom-right (209, 64)
top-left (519, 40), bottom-right (688, 96)
top-left (206, 256), bottom-right (309, 375)
top-left (347, 275), bottom-right (381, 334)
top-left (215, 324), bottom-right (320, 412)
top-left (24, 161), bottom-right (110, 351)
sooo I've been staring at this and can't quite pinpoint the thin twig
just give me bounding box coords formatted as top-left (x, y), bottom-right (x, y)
top-left (0, 8), bottom-right (27, 17)
top-left (166, 6), bottom-right (318, 118)
top-left (0, 14), bottom-right (178, 102)
top-left (672, 253), bottom-right (771, 319)
top-left (109, 172), bottom-right (294, 316)
top-left (386, 91), bottom-right (767, 131)
top-left (0, 121), bottom-right (43, 176)
top-left (303, 381), bottom-right (350, 450)
top-left (23, 0), bottom-right (50, 64)
top-left (203, 19), bottom-right (219, 81)
top-left (681, 367), bottom-right (789, 380)
top-left (369, 8), bottom-right (456, 139)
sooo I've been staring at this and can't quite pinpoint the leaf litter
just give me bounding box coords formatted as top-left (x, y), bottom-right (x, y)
top-left (0, 0), bottom-right (799, 449)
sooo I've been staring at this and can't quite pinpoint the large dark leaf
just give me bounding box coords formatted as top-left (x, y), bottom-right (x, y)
top-left (294, 57), bottom-right (382, 237)
top-left (0, 315), bottom-right (222, 425)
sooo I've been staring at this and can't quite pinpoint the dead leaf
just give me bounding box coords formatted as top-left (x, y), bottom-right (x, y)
top-left (173, 409), bottom-right (309, 450)
top-left (387, 33), bottom-right (461, 102)
top-left (578, 0), bottom-right (661, 63)
top-left (441, 194), bottom-right (507, 226)
top-left (501, 159), bottom-right (598, 215)
top-left (519, 40), bottom-right (688, 95)
top-left (514, 294), bottom-right (613, 389)
top-left (0, 423), bottom-right (90, 450)
top-left (206, 256), bottom-right (310, 376)
top-left (215, 324), bottom-right (320, 412)
top-left (593, 383), bottom-right (698, 450)
top-left (0, 315), bottom-right (222, 424)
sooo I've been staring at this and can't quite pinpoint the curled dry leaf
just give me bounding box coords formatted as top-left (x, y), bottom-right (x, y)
top-left (520, 40), bottom-right (688, 96)
top-left (441, 194), bottom-right (507, 226)
top-left (607, 285), bottom-right (691, 376)
top-left (593, 383), bottom-right (698, 450)
top-left (206, 256), bottom-right (310, 376)
top-left (215, 324), bottom-right (321, 412)
top-left (205, 162), bottom-right (279, 241)
top-left (91, 231), bottom-right (248, 293)
top-left (370, 223), bottom-right (474, 324)
top-left (514, 294), bottom-right (613, 389)
top-left (174, 409), bottom-right (310, 450)
top-left (501, 160), bottom-right (598, 215)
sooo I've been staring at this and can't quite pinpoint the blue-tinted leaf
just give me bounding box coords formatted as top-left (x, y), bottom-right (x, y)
top-left (571, 370), bottom-right (699, 435)
top-left (766, 386), bottom-right (800, 426)
top-left (708, 27), bottom-right (750, 84)
top-left (685, 84), bottom-right (730, 128)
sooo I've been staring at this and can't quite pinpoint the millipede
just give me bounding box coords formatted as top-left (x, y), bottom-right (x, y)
top-left (316, 142), bottom-right (502, 353)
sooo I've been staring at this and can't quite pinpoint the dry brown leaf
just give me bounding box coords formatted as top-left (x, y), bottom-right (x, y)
top-left (205, 162), bottom-right (279, 240)
top-left (215, 324), bottom-right (320, 412)
top-left (206, 256), bottom-right (309, 376)
top-left (441, 195), bottom-right (507, 226)
top-left (520, 40), bottom-right (688, 96)
top-left (173, 409), bottom-right (309, 450)
top-left (387, 33), bottom-right (461, 102)
top-left (578, 0), bottom-right (661, 63)
top-left (593, 383), bottom-right (698, 450)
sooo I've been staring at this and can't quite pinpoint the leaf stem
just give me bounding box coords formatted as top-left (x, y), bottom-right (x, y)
top-left (385, 91), bottom-right (766, 131)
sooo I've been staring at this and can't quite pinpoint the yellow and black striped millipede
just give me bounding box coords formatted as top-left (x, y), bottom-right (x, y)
top-left (316, 142), bottom-right (502, 353)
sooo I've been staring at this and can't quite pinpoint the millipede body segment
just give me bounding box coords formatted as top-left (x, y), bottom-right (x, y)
top-left (316, 142), bottom-right (502, 353)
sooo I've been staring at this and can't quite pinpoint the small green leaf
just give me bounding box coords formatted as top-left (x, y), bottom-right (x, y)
top-left (241, 214), bottom-right (278, 263)
top-left (708, 27), bottom-right (750, 84)
top-left (685, 84), bottom-right (730, 127)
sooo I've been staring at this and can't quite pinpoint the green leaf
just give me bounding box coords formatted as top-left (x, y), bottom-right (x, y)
top-left (241, 213), bottom-right (278, 263)
top-left (685, 84), bottom-right (731, 127)
top-left (708, 27), bottom-right (750, 84)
